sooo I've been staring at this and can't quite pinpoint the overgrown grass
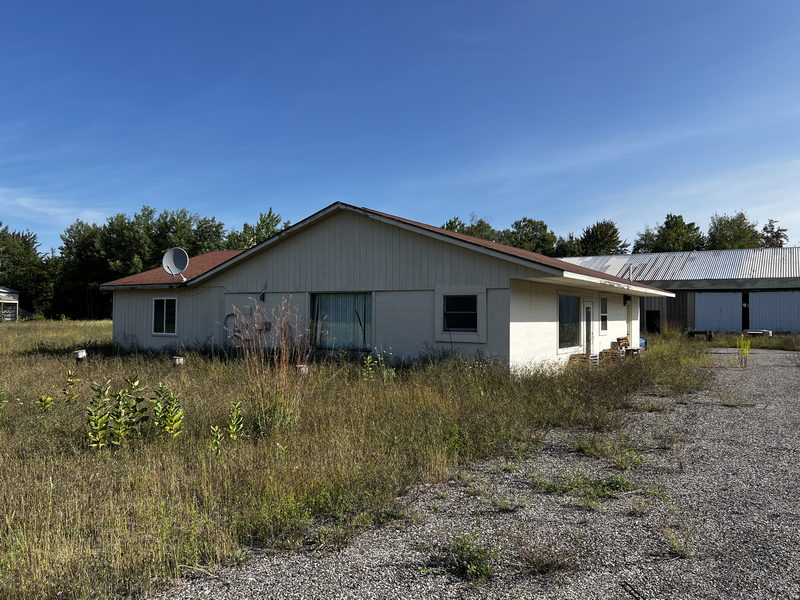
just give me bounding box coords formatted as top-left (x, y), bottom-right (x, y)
top-left (705, 332), bottom-right (800, 352)
top-left (0, 321), bottom-right (709, 599)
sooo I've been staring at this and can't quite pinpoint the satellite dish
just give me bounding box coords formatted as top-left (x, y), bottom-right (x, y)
top-left (162, 247), bottom-right (189, 281)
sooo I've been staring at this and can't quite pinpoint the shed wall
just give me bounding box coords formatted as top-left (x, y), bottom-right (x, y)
top-left (695, 292), bottom-right (742, 331)
top-left (750, 291), bottom-right (800, 332)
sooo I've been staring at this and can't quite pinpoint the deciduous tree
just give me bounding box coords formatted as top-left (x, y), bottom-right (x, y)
top-left (706, 212), bottom-right (761, 250)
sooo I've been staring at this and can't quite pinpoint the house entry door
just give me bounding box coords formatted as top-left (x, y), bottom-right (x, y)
top-left (584, 301), bottom-right (593, 355)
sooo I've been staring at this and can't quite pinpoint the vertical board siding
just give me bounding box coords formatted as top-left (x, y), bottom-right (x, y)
top-left (208, 210), bottom-right (541, 293)
top-left (695, 292), bottom-right (743, 332)
top-left (750, 291), bottom-right (800, 332)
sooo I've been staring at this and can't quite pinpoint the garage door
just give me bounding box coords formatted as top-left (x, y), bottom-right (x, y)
top-left (750, 291), bottom-right (800, 333)
top-left (695, 292), bottom-right (742, 331)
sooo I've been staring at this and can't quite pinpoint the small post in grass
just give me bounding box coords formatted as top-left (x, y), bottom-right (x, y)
top-left (172, 356), bottom-right (185, 369)
top-left (294, 364), bottom-right (309, 378)
top-left (73, 348), bottom-right (87, 364)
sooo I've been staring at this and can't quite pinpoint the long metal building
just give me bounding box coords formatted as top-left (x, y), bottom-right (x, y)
top-left (563, 248), bottom-right (800, 334)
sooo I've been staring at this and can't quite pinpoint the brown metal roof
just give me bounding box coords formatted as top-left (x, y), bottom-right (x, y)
top-left (101, 249), bottom-right (244, 287)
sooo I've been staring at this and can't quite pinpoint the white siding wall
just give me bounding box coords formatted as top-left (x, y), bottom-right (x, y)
top-left (112, 286), bottom-right (222, 350)
top-left (509, 280), bottom-right (635, 369)
top-left (373, 289), bottom-right (510, 360)
top-left (111, 209), bottom-right (646, 361)
top-left (695, 292), bottom-right (742, 331)
top-left (750, 291), bottom-right (800, 332)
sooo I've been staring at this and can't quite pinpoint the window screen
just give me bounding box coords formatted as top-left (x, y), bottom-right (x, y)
top-left (443, 295), bottom-right (478, 332)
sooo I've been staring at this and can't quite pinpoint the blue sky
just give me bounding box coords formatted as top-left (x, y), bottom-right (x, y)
top-left (2, 1), bottom-right (800, 253)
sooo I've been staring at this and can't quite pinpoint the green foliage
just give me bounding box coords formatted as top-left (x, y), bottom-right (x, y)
top-left (55, 206), bottom-right (283, 319)
top-left (531, 470), bottom-right (635, 500)
top-left (62, 370), bottom-right (81, 403)
top-left (360, 352), bottom-right (396, 382)
top-left (633, 214), bottom-right (705, 253)
top-left (227, 401), bottom-right (244, 440)
top-left (86, 383), bottom-right (113, 448)
top-left (574, 434), bottom-right (645, 470)
top-left (87, 377), bottom-right (150, 447)
top-left (580, 219), bottom-right (628, 255)
top-left (151, 382), bottom-right (185, 438)
top-left (441, 213), bottom-right (501, 242)
top-left (706, 211), bottom-right (761, 250)
top-left (35, 394), bottom-right (53, 411)
top-left (427, 533), bottom-right (499, 582)
top-left (501, 218), bottom-right (557, 256)
top-left (209, 425), bottom-right (224, 455)
top-left (737, 334), bottom-right (751, 368)
top-left (224, 209), bottom-right (287, 249)
top-left (761, 219), bottom-right (789, 248)
top-left (0, 223), bottom-right (56, 315)
top-left (554, 232), bottom-right (583, 257)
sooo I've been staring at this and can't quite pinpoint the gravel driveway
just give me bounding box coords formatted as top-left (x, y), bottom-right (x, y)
top-left (151, 348), bottom-right (800, 600)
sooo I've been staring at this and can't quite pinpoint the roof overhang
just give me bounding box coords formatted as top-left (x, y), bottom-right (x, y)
top-left (525, 272), bottom-right (674, 297)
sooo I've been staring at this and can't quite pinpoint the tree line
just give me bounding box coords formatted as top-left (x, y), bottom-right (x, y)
top-left (443, 211), bottom-right (789, 257)
top-left (0, 207), bottom-right (286, 319)
top-left (0, 205), bottom-right (790, 319)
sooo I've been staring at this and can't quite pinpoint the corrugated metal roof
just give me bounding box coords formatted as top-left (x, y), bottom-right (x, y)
top-left (0, 286), bottom-right (18, 294)
top-left (562, 247), bottom-right (800, 281)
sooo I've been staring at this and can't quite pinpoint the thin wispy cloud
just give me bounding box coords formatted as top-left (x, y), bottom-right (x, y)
top-left (0, 187), bottom-right (107, 227)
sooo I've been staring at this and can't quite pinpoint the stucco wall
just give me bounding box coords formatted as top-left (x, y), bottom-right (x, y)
top-left (509, 280), bottom-right (636, 369)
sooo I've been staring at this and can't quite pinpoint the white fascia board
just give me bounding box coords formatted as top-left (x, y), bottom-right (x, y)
top-left (561, 271), bottom-right (675, 297)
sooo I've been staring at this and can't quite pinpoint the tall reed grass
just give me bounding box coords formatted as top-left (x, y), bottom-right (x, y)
top-left (0, 321), bottom-right (708, 599)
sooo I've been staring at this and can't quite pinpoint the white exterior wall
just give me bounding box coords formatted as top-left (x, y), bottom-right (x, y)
top-left (373, 289), bottom-right (510, 360)
top-left (112, 286), bottom-right (223, 350)
top-left (695, 292), bottom-right (742, 332)
top-left (750, 291), bottom-right (800, 332)
top-left (110, 209), bottom-right (648, 362)
top-left (509, 279), bottom-right (636, 369)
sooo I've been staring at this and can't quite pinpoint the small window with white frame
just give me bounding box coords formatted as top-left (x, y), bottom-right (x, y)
top-left (153, 298), bottom-right (177, 334)
top-left (600, 297), bottom-right (608, 332)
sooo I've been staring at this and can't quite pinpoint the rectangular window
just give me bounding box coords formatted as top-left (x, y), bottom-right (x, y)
top-left (443, 295), bottom-right (478, 332)
top-left (600, 297), bottom-right (608, 332)
top-left (311, 292), bottom-right (372, 350)
top-left (153, 298), bottom-right (176, 334)
top-left (558, 295), bottom-right (580, 348)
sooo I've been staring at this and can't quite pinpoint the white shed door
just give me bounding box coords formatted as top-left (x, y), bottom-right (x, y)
top-left (695, 292), bottom-right (742, 332)
top-left (750, 291), bottom-right (800, 333)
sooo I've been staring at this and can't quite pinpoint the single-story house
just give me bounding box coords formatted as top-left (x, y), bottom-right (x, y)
top-left (563, 248), bottom-right (800, 334)
top-left (0, 286), bottom-right (19, 322)
top-left (100, 203), bottom-right (672, 367)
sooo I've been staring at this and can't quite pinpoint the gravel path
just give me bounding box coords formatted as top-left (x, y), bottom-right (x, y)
top-left (151, 349), bottom-right (800, 600)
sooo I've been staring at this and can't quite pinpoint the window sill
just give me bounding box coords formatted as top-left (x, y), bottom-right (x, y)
top-left (440, 331), bottom-right (483, 344)
top-left (152, 333), bottom-right (178, 337)
top-left (557, 345), bottom-right (583, 355)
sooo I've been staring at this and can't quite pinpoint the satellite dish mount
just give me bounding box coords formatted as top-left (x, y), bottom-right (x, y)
top-left (162, 247), bottom-right (190, 282)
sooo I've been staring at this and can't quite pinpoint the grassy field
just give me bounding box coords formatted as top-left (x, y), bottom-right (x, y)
top-left (0, 320), bottom-right (711, 600)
